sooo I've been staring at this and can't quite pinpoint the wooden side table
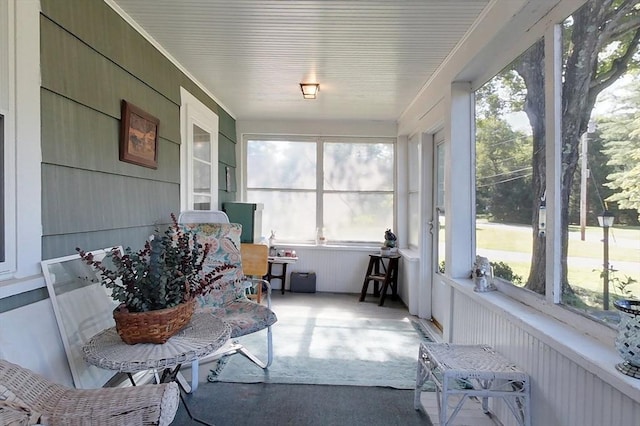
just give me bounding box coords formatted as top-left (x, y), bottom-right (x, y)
top-left (359, 253), bottom-right (400, 306)
top-left (415, 342), bottom-right (531, 426)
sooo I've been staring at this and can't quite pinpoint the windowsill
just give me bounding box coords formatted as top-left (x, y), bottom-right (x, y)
top-left (271, 243), bottom-right (381, 252)
top-left (0, 275), bottom-right (45, 299)
top-left (447, 277), bottom-right (640, 404)
top-left (398, 247), bottom-right (420, 260)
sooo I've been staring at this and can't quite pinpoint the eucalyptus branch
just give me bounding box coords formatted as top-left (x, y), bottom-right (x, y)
top-left (76, 214), bottom-right (235, 313)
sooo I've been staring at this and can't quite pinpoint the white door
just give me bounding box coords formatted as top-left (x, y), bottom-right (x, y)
top-left (430, 131), bottom-right (446, 331)
top-left (180, 88), bottom-right (219, 211)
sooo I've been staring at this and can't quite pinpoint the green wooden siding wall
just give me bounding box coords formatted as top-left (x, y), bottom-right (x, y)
top-left (40, 0), bottom-right (237, 259)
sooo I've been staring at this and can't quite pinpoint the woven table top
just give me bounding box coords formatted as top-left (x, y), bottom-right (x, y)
top-left (421, 342), bottom-right (527, 380)
top-left (83, 312), bottom-right (231, 373)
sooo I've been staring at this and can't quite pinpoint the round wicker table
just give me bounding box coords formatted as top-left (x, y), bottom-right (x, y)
top-left (83, 312), bottom-right (230, 393)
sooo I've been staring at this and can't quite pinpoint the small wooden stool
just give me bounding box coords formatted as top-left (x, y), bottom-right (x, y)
top-left (359, 253), bottom-right (400, 306)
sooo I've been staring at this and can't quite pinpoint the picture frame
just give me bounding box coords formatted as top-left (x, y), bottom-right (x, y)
top-left (119, 100), bottom-right (159, 169)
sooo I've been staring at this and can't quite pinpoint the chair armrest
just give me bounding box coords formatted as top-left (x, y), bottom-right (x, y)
top-left (42, 382), bottom-right (179, 426)
top-left (243, 277), bottom-right (272, 308)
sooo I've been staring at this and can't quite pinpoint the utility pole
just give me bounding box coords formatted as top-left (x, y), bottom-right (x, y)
top-left (579, 121), bottom-right (595, 241)
top-left (580, 132), bottom-right (588, 240)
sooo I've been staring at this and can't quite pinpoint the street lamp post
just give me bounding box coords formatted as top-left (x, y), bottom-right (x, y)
top-left (597, 210), bottom-right (615, 310)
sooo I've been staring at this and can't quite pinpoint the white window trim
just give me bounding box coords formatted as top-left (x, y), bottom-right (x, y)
top-left (0, 0), bottom-right (42, 290)
top-left (242, 134), bottom-right (397, 245)
top-left (0, 0), bottom-right (16, 277)
top-left (467, 24), bottom-right (616, 346)
top-left (179, 87), bottom-right (219, 211)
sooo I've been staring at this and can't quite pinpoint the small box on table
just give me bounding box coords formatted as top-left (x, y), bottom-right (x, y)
top-left (290, 272), bottom-right (316, 293)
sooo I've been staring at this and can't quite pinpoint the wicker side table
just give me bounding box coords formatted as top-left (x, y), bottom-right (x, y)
top-left (415, 342), bottom-right (530, 426)
top-left (83, 312), bottom-right (231, 393)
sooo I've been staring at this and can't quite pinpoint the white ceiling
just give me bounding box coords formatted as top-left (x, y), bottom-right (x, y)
top-left (109, 0), bottom-right (492, 122)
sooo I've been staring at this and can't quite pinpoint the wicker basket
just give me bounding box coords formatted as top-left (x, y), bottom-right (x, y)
top-left (113, 299), bottom-right (196, 344)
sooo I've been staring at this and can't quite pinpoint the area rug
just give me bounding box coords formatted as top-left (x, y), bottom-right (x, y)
top-left (176, 381), bottom-right (434, 426)
top-left (208, 315), bottom-right (432, 389)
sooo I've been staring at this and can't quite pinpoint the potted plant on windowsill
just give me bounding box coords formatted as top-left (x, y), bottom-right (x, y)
top-left (77, 213), bottom-right (233, 344)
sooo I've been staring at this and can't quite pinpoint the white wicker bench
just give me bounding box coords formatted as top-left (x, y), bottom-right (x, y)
top-left (415, 342), bottom-right (530, 426)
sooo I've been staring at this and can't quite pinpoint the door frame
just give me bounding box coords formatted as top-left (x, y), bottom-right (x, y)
top-left (179, 87), bottom-right (219, 211)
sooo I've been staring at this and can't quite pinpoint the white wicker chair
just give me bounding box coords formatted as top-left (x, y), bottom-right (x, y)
top-left (0, 359), bottom-right (179, 426)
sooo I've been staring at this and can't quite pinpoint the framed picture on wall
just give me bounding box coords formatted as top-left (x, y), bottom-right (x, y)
top-left (119, 100), bottom-right (159, 169)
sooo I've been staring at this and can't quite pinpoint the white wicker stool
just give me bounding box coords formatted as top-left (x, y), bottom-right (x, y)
top-left (415, 342), bottom-right (530, 426)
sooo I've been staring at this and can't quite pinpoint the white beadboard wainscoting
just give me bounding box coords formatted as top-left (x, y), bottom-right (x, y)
top-left (398, 249), bottom-right (420, 316)
top-left (273, 245), bottom-right (375, 294)
top-left (273, 245), bottom-right (416, 301)
top-left (443, 277), bottom-right (640, 426)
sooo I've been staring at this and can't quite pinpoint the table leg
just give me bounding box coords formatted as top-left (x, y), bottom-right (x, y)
top-left (281, 263), bottom-right (288, 294)
top-left (266, 262), bottom-right (289, 294)
top-left (414, 355), bottom-right (429, 410)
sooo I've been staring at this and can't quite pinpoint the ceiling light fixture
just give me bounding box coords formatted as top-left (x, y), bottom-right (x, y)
top-left (300, 83), bottom-right (320, 99)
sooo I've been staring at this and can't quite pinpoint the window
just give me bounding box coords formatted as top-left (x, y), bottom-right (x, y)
top-left (561, 4), bottom-right (640, 321)
top-left (435, 138), bottom-right (445, 274)
top-left (245, 136), bottom-right (395, 243)
top-left (180, 88), bottom-right (219, 211)
top-left (246, 138), bottom-right (317, 242)
top-left (407, 134), bottom-right (420, 249)
top-left (0, 0), bottom-right (13, 274)
top-left (0, 0), bottom-right (40, 280)
top-left (473, 0), bottom-right (640, 330)
top-left (474, 40), bottom-right (544, 290)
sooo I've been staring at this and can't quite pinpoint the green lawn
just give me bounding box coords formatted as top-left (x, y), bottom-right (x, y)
top-left (474, 221), bottom-right (640, 302)
top-left (476, 222), bottom-right (639, 262)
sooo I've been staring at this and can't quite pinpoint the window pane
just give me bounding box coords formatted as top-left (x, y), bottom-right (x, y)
top-left (194, 159), bottom-right (211, 192)
top-left (324, 143), bottom-right (393, 191)
top-left (408, 193), bottom-right (419, 248)
top-left (193, 195), bottom-right (210, 211)
top-left (408, 137), bottom-right (419, 192)
top-left (562, 3), bottom-right (640, 321)
top-left (193, 124), bottom-right (211, 162)
top-left (475, 40), bottom-right (544, 290)
top-left (247, 140), bottom-right (316, 189)
top-left (436, 144), bottom-right (445, 208)
top-left (408, 136), bottom-right (420, 248)
top-left (324, 193), bottom-right (393, 242)
top-left (247, 190), bottom-right (316, 241)
top-left (436, 143), bottom-right (445, 273)
top-left (437, 209), bottom-right (445, 273)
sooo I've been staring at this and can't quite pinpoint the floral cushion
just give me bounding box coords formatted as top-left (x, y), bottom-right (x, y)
top-left (180, 222), bottom-right (245, 307)
top-left (182, 223), bottom-right (278, 336)
top-left (213, 299), bottom-right (278, 338)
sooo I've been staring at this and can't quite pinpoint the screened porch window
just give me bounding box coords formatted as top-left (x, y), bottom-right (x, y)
top-left (473, 0), bottom-right (640, 329)
top-left (245, 137), bottom-right (395, 244)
